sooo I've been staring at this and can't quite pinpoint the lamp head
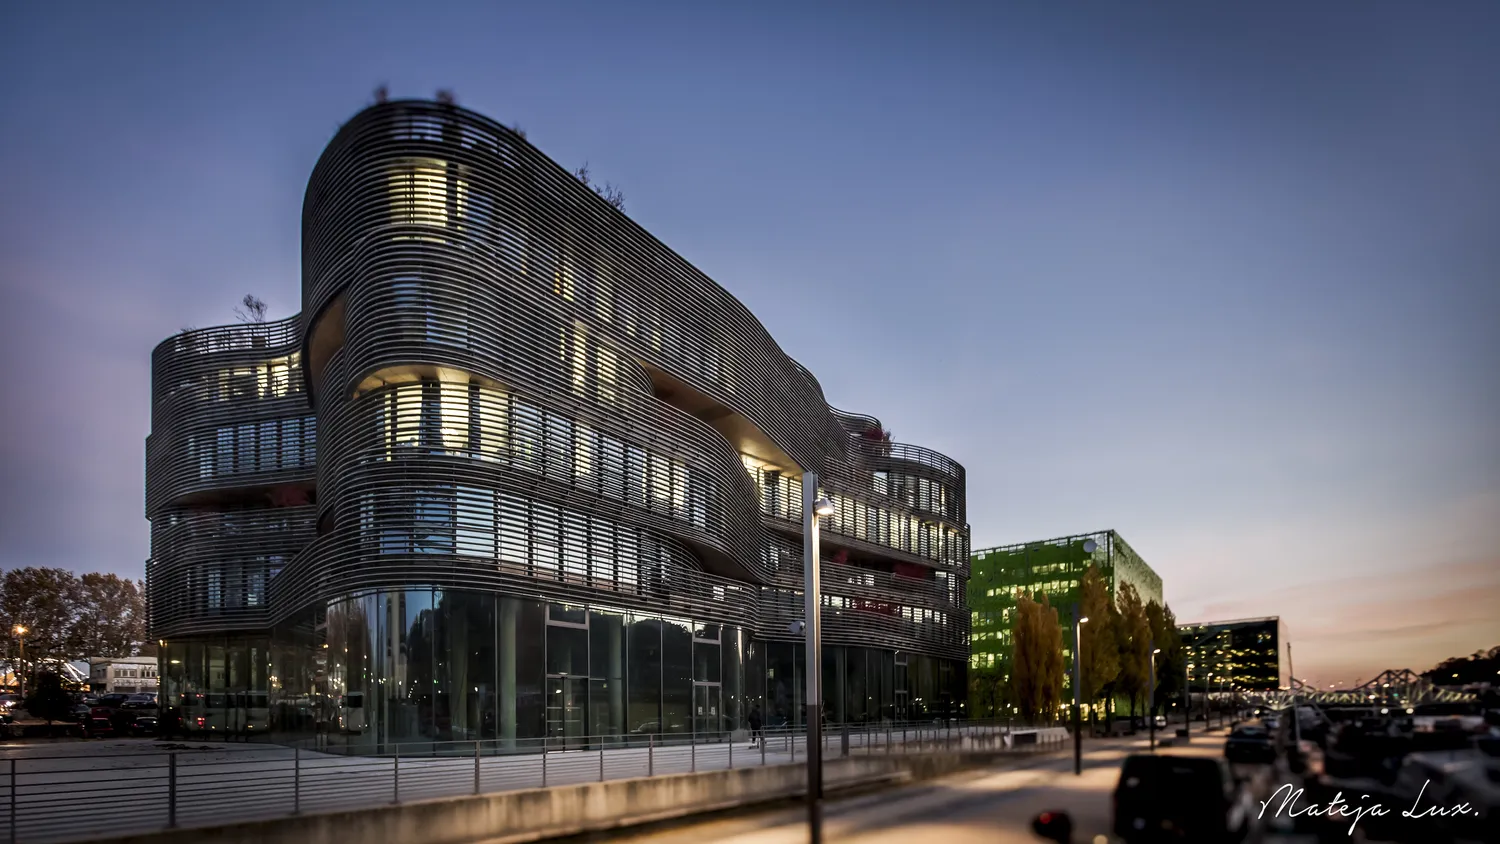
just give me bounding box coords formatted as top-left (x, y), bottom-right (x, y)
top-left (1081, 539), bottom-right (1098, 554)
top-left (1079, 616), bottom-right (1089, 624)
top-left (1153, 648), bottom-right (1162, 655)
top-left (813, 497), bottom-right (835, 517)
top-left (12, 625), bottom-right (24, 636)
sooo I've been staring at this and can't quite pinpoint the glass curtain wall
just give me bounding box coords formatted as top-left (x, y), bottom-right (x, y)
top-left (158, 588), bottom-right (966, 751)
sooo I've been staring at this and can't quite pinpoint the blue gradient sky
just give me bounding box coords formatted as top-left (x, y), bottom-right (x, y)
top-left (1, 1), bottom-right (1496, 686)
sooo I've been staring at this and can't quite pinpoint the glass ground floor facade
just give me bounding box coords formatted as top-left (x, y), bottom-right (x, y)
top-left (158, 586), bottom-right (966, 750)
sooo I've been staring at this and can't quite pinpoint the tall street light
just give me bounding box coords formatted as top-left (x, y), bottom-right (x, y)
top-left (1072, 607), bottom-right (1089, 776)
top-left (1072, 536), bottom-right (1097, 776)
top-left (1149, 646), bottom-right (1162, 752)
top-left (1183, 661), bottom-right (1192, 741)
top-left (1205, 673), bottom-right (1214, 730)
top-left (13, 625), bottom-right (27, 700)
top-left (801, 472), bottom-right (835, 844)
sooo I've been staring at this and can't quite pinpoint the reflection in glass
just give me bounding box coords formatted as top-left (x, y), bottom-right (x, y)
top-left (627, 614), bottom-right (660, 737)
top-left (162, 585), bottom-right (964, 752)
top-left (590, 610), bottom-right (626, 740)
top-left (662, 617), bottom-right (692, 735)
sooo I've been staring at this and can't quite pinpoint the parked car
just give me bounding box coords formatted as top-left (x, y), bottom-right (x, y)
top-left (1224, 726), bottom-right (1277, 764)
top-left (127, 713), bottom-right (159, 737)
top-left (1113, 754), bottom-right (1255, 843)
top-left (120, 694), bottom-right (157, 710)
top-left (97, 693), bottom-right (131, 709)
top-left (85, 717), bottom-right (115, 739)
top-left (0, 694), bottom-right (20, 711)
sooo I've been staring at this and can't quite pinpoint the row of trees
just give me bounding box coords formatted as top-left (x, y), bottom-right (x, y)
top-left (1423, 645), bottom-right (1500, 686)
top-left (0, 568), bottom-right (149, 664)
top-left (972, 563), bottom-right (1185, 726)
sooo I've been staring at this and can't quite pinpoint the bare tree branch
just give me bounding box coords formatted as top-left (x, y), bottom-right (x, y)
top-left (233, 294), bottom-right (268, 324)
top-left (573, 162), bottom-right (627, 211)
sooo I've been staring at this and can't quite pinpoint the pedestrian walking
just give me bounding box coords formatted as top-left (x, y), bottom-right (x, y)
top-left (748, 705), bottom-right (764, 748)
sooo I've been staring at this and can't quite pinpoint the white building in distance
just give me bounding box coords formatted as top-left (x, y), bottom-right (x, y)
top-left (89, 657), bottom-right (159, 694)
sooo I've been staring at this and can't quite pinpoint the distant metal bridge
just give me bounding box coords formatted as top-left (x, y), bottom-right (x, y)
top-left (1237, 668), bottom-right (1479, 709)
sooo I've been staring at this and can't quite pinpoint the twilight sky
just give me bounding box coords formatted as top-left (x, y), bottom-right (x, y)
top-left (1, 1), bottom-right (1496, 687)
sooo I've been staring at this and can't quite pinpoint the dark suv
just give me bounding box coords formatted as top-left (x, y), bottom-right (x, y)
top-left (1113, 754), bottom-right (1254, 843)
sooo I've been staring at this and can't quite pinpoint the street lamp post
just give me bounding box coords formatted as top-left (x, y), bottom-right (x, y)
top-left (1072, 606), bottom-right (1089, 776)
top-left (801, 472), bottom-right (835, 844)
top-left (1183, 662), bottom-right (1191, 741)
top-left (1072, 536), bottom-right (1098, 776)
top-left (1205, 673), bottom-right (1213, 731)
top-left (12, 625), bottom-right (27, 700)
top-left (1149, 646), bottom-right (1161, 752)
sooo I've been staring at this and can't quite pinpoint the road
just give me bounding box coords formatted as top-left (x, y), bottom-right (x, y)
top-left (606, 730), bottom-right (1308, 844)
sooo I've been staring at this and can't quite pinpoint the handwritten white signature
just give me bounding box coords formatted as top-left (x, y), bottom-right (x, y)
top-left (1258, 780), bottom-right (1475, 836)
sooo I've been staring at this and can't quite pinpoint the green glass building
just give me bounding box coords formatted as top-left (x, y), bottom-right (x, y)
top-left (1177, 616), bottom-right (1288, 692)
top-left (968, 530), bottom-right (1163, 699)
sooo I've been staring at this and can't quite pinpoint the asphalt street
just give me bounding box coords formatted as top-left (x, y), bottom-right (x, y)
top-left (603, 729), bottom-right (1311, 844)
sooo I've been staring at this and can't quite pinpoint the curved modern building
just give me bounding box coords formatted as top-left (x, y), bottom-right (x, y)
top-left (146, 99), bottom-right (969, 747)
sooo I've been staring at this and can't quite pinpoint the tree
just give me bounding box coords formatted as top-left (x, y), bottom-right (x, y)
top-left (23, 670), bottom-right (72, 729)
top-left (68, 573), bottom-right (147, 657)
top-left (968, 665), bottom-right (1001, 719)
top-left (1038, 592), bottom-right (1064, 722)
top-left (1113, 582), bottom-right (1151, 724)
top-left (1009, 592), bottom-right (1040, 722)
top-left (1146, 600), bottom-right (1184, 716)
top-left (0, 568), bottom-right (80, 665)
top-left (1422, 646), bottom-right (1500, 686)
top-left (1011, 590), bottom-right (1063, 724)
top-left (1078, 564), bottom-right (1119, 730)
top-left (574, 162), bottom-right (626, 211)
top-left (233, 294), bottom-right (268, 324)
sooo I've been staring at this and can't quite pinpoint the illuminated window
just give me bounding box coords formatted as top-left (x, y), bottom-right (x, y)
top-left (389, 158), bottom-right (451, 235)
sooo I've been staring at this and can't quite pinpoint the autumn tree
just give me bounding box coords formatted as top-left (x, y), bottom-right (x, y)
top-left (1146, 600), bottom-right (1184, 716)
top-left (1078, 563), bottom-right (1119, 731)
top-left (1038, 592), bottom-right (1064, 722)
top-left (68, 573), bottom-right (147, 657)
top-left (1113, 582), bottom-right (1151, 724)
top-left (1011, 591), bottom-right (1064, 724)
top-left (0, 568), bottom-right (79, 665)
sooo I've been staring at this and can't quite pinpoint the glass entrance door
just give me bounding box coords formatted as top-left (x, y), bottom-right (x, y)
top-left (546, 675), bottom-right (587, 749)
top-left (693, 683), bottom-right (721, 738)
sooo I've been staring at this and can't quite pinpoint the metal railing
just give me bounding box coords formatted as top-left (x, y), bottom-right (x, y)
top-left (1, 719), bottom-right (1066, 843)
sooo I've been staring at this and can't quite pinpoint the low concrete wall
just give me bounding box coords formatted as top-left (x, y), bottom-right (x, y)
top-left (87, 742), bottom-right (1063, 844)
top-left (1009, 727), bottom-right (1070, 746)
